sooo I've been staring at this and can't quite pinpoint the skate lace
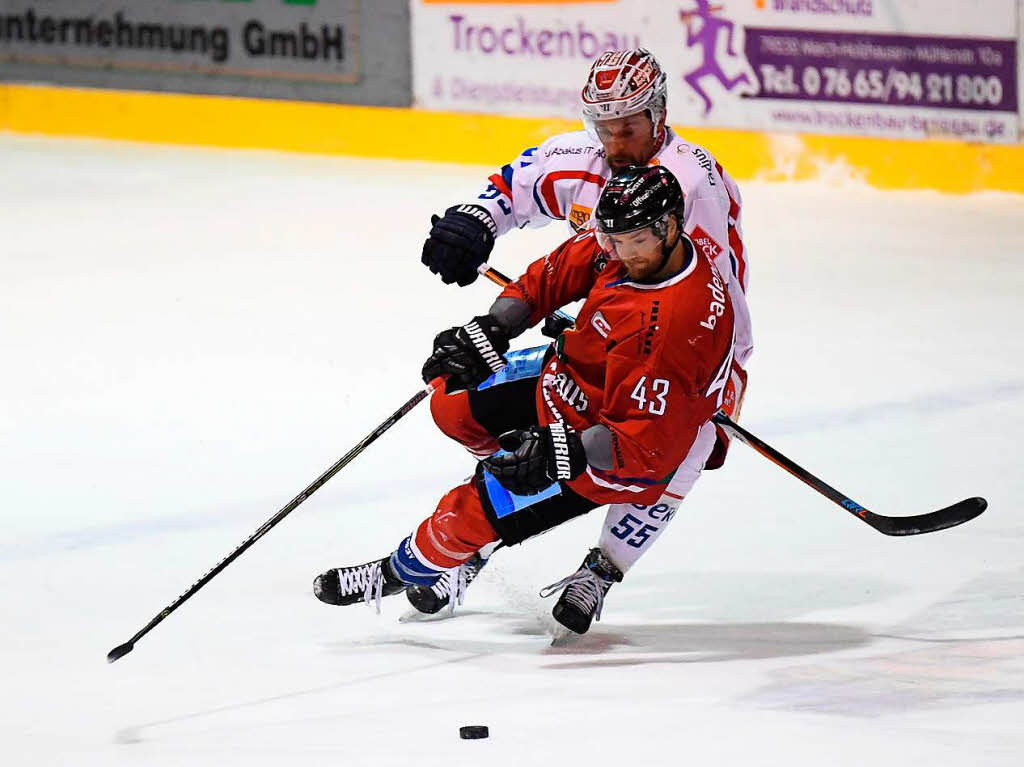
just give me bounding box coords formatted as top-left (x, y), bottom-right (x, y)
top-left (448, 564), bottom-right (468, 616)
top-left (425, 552), bottom-right (485, 614)
top-left (539, 570), bottom-right (608, 622)
top-left (338, 561), bottom-right (386, 613)
top-left (432, 557), bottom-right (483, 615)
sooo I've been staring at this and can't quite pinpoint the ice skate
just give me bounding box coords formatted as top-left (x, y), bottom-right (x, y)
top-left (540, 548), bottom-right (623, 634)
top-left (314, 557), bottom-right (407, 610)
top-left (405, 551), bottom-right (490, 615)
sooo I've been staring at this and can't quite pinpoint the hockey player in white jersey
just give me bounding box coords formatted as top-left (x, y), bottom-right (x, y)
top-left (414, 49), bottom-right (753, 629)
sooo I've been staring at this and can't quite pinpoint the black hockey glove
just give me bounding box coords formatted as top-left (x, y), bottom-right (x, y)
top-left (482, 422), bottom-right (587, 495)
top-left (541, 313), bottom-right (575, 339)
top-left (421, 315), bottom-right (510, 393)
top-left (421, 205), bottom-right (497, 287)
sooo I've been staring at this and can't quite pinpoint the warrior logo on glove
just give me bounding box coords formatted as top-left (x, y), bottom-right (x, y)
top-left (421, 315), bottom-right (511, 393)
top-left (482, 423), bottom-right (587, 496)
top-left (547, 422), bottom-right (578, 481)
top-left (421, 205), bottom-right (497, 287)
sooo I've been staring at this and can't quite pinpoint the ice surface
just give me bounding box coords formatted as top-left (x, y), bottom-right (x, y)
top-left (2, 134), bottom-right (1023, 766)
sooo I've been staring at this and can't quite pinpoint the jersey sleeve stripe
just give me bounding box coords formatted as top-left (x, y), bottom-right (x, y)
top-left (588, 465), bottom-right (667, 489)
top-left (538, 175), bottom-right (564, 219)
top-left (728, 226), bottom-right (746, 287)
top-left (532, 182), bottom-right (559, 219)
top-left (489, 172), bottom-right (513, 200)
top-left (585, 467), bottom-right (652, 494)
top-left (715, 161), bottom-right (748, 290)
top-left (537, 170), bottom-right (607, 222)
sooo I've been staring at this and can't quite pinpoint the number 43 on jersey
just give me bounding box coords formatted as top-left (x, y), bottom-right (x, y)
top-left (631, 376), bottom-right (670, 415)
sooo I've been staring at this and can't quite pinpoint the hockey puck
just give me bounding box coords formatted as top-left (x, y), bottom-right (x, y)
top-left (459, 725), bottom-right (489, 740)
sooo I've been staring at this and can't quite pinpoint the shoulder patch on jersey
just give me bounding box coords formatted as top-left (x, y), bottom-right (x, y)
top-left (591, 310), bottom-right (612, 338)
top-left (689, 225), bottom-right (722, 262)
top-left (568, 203), bottom-right (593, 232)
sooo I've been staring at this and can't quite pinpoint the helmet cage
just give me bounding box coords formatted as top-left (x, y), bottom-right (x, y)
top-left (583, 97), bottom-right (666, 142)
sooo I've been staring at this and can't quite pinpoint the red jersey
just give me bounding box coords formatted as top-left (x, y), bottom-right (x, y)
top-left (500, 230), bottom-right (736, 506)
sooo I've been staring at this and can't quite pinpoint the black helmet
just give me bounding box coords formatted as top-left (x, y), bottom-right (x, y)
top-left (595, 165), bottom-right (684, 236)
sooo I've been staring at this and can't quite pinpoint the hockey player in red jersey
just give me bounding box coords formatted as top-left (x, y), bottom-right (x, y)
top-left (315, 166), bottom-right (736, 633)
top-left (411, 48), bottom-right (751, 617)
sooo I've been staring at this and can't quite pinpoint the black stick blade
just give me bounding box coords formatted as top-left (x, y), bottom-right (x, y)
top-left (107, 641), bottom-right (135, 663)
top-left (867, 497), bottom-right (987, 536)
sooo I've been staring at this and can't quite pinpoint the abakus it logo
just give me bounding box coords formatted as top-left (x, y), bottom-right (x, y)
top-left (678, 1), bottom-right (758, 114)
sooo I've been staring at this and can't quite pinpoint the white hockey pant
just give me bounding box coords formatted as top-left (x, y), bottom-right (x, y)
top-left (598, 420), bottom-right (718, 573)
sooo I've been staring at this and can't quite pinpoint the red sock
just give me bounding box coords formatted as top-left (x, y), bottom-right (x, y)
top-left (412, 479), bottom-right (499, 569)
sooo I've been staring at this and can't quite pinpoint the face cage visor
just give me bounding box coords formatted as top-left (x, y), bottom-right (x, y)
top-left (595, 212), bottom-right (672, 260)
top-left (581, 96), bottom-right (666, 142)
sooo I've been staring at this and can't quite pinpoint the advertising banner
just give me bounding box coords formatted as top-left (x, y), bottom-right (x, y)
top-left (1020, 0), bottom-right (1024, 135)
top-left (0, 0), bottom-right (411, 106)
top-left (412, 0), bottom-right (1020, 144)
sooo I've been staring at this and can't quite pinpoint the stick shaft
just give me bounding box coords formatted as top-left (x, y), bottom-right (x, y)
top-left (109, 385), bottom-right (433, 660)
top-left (112, 264), bottom-right (548, 660)
top-left (712, 412), bottom-right (866, 516)
top-left (713, 412), bottom-right (986, 535)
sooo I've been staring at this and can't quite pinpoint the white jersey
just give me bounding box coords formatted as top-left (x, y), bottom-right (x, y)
top-left (469, 127), bottom-right (752, 368)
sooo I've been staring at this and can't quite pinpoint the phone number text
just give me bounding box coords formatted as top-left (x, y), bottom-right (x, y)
top-left (759, 65), bottom-right (1007, 110)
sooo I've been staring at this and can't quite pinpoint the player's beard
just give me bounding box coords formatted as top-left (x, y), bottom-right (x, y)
top-left (622, 232), bottom-right (677, 281)
top-left (606, 128), bottom-right (662, 173)
top-left (607, 156), bottom-right (633, 173)
top-left (622, 256), bottom-right (657, 281)
top-left (608, 149), bottom-right (650, 173)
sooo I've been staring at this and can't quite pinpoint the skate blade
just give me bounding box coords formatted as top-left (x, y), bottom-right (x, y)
top-left (549, 626), bottom-right (576, 646)
top-left (399, 608), bottom-right (456, 623)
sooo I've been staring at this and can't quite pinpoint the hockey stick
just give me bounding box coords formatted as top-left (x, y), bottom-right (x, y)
top-left (107, 384), bottom-right (434, 663)
top-left (108, 263), bottom-right (560, 663)
top-left (478, 264), bottom-right (518, 290)
top-left (481, 265), bottom-right (987, 537)
top-left (712, 413), bottom-right (987, 536)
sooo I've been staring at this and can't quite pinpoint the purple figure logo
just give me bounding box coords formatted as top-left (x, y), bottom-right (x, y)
top-left (680, 1), bottom-right (752, 115)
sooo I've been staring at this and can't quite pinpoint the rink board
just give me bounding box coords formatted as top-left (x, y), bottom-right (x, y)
top-left (1, 82), bottom-right (1023, 193)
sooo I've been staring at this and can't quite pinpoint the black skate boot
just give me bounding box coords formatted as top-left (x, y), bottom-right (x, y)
top-left (314, 557), bottom-right (407, 610)
top-left (540, 548), bottom-right (624, 634)
top-left (405, 552), bottom-right (490, 615)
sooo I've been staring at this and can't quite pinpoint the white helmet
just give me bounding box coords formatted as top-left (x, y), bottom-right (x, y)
top-left (581, 48), bottom-right (668, 139)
